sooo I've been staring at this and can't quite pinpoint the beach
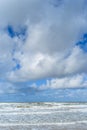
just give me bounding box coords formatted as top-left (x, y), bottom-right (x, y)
top-left (0, 103), bottom-right (86, 130)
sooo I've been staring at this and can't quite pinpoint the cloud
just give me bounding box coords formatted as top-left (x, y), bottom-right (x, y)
top-left (7, 46), bottom-right (87, 82)
top-left (0, 80), bottom-right (15, 94)
top-left (34, 74), bottom-right (87, 89)
top-left (0, 0), bottom-right (87, 90)
top-left (0, 0), bottom-right (45, 26)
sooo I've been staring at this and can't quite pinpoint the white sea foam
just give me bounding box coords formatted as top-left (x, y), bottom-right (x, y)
top-left (0, 103), bottom-right (86, 128)
top-left (0, 121), bottom-right (86, 126)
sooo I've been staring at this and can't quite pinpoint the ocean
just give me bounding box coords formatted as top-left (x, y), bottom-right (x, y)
top-left (0, 103), bottom-right (86, 130)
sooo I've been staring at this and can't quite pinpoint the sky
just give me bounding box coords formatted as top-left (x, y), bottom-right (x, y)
top-left (0, 0), bottom-right (87, 102)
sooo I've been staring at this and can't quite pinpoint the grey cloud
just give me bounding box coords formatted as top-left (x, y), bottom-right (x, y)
top-left (0, 0), bottom-right (87, 87)
top-left (8, 46), bottom-right (87, 82)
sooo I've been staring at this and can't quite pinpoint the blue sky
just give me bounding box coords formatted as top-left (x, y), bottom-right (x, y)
top-left (0, 0), bottom-right (87, 102)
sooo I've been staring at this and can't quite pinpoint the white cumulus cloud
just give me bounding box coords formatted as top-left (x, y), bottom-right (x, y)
top-left (0, 0), bottom-right (87, 89)
top-left (37, 74), bottom-right (87, 89)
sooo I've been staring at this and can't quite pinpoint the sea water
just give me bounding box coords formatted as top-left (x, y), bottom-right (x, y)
top-left (0, 103), bottom-right (87, 130)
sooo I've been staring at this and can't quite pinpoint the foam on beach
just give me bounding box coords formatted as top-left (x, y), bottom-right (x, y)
top-left (0, 103), bottom-right (86, 130)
